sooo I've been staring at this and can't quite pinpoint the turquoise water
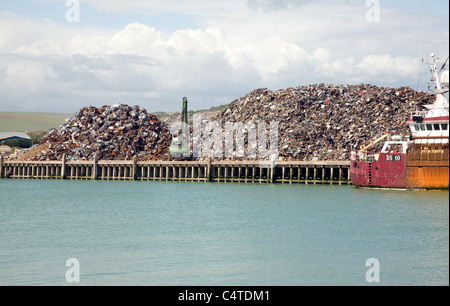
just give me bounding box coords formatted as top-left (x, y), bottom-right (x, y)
top-left (0, 180), bottom-right (448, 286)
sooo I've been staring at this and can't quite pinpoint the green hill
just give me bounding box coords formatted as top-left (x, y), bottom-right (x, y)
top-left (0, 112), bottom-right (72, 133)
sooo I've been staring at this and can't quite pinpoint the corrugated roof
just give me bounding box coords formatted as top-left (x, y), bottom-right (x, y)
top-left (0, 132), bottom-right (31, 142)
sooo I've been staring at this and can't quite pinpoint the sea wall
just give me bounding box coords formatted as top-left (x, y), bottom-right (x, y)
top-left (0, 155), bottom-right (351, 185)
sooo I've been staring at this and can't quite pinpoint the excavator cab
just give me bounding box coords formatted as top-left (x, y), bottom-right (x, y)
top-left (169, 97), bottom-right (191, 158)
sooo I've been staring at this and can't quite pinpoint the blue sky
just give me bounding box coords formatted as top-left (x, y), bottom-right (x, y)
top-left (0, 0), bottom-right (448, 113)
top-left (3, 0), bottom-right (448, 32)
top-left (0, 0), bottom-right (203, 31)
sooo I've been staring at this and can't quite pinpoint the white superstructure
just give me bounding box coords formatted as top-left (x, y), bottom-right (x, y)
top-left (409, 54), bottom-right (449, 145)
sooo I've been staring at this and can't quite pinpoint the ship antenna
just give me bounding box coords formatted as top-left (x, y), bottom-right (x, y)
top-left (439, 56), bottom-right (449, 74)
top-left (413, 56), bottom-right (427, 106)
top-left (415, 57), bottom-right (424, 92)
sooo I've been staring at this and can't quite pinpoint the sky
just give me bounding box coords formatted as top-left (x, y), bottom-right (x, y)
top-left (0, 0), bottom-right (448, 114)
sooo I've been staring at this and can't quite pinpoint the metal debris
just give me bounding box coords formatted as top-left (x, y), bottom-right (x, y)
top-left (14, 84), bottom-right (434, 162)
top-left (30, 104), bottom-right (172, 161)
top-left (211, 84), bottom-right (434, 161)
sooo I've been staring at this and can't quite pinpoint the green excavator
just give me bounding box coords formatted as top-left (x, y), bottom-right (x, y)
top-left (169, 97), bottom-right (191, 157)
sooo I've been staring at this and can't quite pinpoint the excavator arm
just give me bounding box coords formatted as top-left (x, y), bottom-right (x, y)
top-left (360, 133), bottom-right (390, 152)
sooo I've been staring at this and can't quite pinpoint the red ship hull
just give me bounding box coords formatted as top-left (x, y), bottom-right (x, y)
top-left (351, 153), bottom-right (407, 188)
top-left (351, 148), bottom-right (449, 190)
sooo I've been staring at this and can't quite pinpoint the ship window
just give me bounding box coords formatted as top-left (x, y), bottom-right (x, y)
top-left (414, 124), bottom-right (420, 131)
top-left (434, 124), bottom-right (441, 131)
top-left (426, 124), bottom-right (433, 131)
top-left (420, 124), bottom-right (426, 131)
top-left (442, 124), bottom-right (449, 131)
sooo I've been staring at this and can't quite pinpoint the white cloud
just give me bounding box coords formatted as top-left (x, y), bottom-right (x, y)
top-left (2, 57), bottom-right (57, 94)
top-left (0, 1), bottom-right (448, 113)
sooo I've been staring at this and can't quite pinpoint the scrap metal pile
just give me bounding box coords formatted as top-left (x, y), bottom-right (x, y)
top-left (31, 104), bottom-right (172, 161)
top-left (16, 84), bottom-right (434, 162)
top-left (211, 84), bottom-right (434, 161)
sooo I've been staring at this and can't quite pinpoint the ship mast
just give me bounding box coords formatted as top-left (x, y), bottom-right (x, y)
top-left (427, 53), bottom-right (444, 93)
top-left (422, 53), bottom-right (449, 118)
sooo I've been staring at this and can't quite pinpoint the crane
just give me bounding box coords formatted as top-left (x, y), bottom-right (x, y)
top-left (169, 97), bottom-right (191, 158)
top-left (359, 133), bottom-right (390, 152)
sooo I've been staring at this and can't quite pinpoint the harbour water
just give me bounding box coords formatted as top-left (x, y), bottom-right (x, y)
top-left (0, 180), bottom-right (448, 286)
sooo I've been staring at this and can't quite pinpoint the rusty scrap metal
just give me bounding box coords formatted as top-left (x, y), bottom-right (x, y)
top-left (31, 104), bottom-right (172, 161)
top-left (210, 84), bottom-right (434, 161)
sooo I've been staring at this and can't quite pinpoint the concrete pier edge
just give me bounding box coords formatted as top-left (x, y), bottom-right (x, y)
top-left (1, 157), bottom-right (351, 184)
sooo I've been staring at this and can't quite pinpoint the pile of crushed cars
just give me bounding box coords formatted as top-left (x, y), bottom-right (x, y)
top-left (211, 84), bottom-right (434, 161)
top-left (19, 83), bottom-right (434, 162)
top-left (31, 104), bottom-right (172, 161)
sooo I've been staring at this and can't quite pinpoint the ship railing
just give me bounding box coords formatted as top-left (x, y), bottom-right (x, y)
top-left (362, 154), bottom-right (377, 163)
top-left (352, 151), bottom-right (378, 163)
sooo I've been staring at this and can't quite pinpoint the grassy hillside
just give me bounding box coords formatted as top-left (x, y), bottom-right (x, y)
top-left (0, 112), bottom-right (73, 132)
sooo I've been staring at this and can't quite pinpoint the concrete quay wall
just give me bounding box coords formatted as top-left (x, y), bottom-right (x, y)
top-left (0, 156), bottom-right (351, 185)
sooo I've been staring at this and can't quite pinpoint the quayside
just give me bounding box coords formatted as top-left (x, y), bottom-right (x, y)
top-left (0, 157), bottom-right (351, 185)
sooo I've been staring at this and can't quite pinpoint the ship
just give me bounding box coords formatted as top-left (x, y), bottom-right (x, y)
top-left (350, 53), bottom-right (449, 190)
